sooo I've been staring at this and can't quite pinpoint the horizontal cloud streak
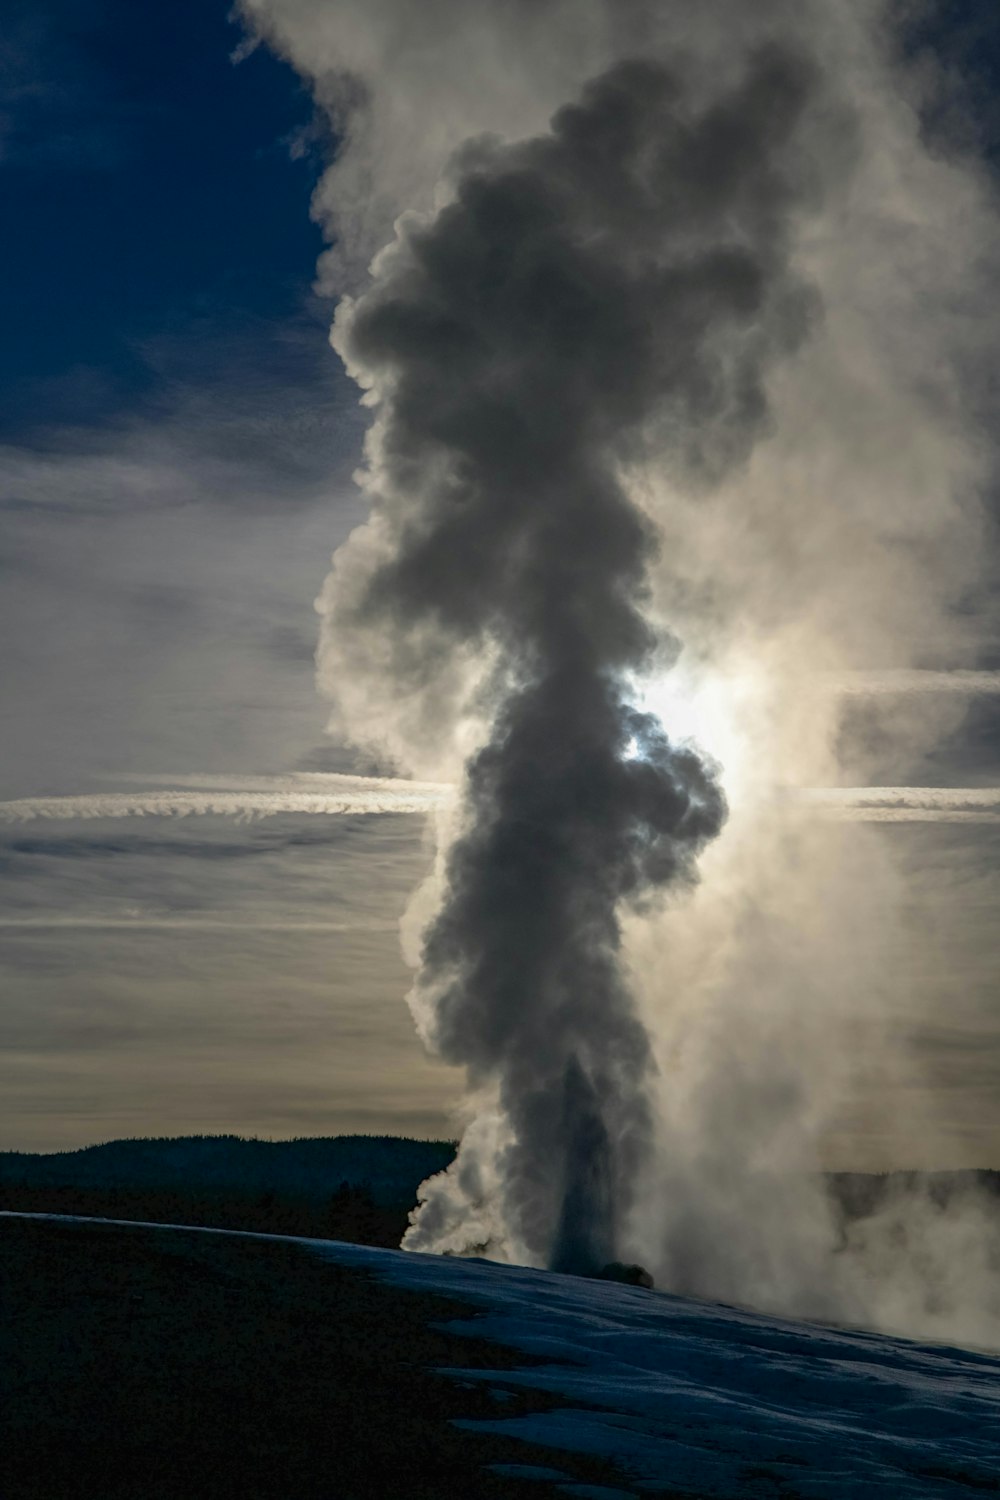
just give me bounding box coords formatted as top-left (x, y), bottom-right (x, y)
top-left (797, 787), bottom-right (1000, 821)
top-left (834, 672), bottom-right (1000, 696)
top-left (0, 917), bottom-right (394, 931)
top-left (4, 779), bottom-right (997, 825)
top-left (0, 776), bottom-right (451, 824)
top-left (102, 771), bottom-right (448, 792)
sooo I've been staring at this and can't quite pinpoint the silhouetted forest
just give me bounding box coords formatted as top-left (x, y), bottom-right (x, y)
top-left (0, 1135), bottom-right (456, 1247)
top-left (0, 1180), bottom-right (417, 1246)
top-left (826, 1169), bottom-right (1000, 1228)
top-left (4, 1135), bottom-right (1000, 1248)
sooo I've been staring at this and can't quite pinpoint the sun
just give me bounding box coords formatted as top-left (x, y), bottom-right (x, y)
top-left (628, 656), bottom-right (765, 808)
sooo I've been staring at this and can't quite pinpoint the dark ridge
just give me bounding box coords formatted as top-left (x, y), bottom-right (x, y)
top-left (0, 1133), bottom-right (456, 1200)
top-left (4, 1138), bottom-right (998, 1251)
top-left (0, 1134), bottom-right (458, 1249)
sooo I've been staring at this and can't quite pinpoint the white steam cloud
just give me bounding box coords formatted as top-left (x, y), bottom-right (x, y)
top-left (239, 0), bottom-right (1000, 1346)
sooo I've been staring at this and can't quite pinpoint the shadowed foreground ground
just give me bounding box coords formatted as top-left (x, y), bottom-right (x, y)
top-left (1, 1214), bottom-right (641, 1500)
top-left (8, 1213), bottom-right (1000, 1498)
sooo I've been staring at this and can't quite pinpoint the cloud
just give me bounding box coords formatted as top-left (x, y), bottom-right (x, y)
top-left (0, 779), bottom-right (450, 824)
top-left (6, 775), bottom-right (998, 827)
top-left (795, 787), bottom-right (1000, 820)
top-left (835, 671), bottom-right (1000, 695)
top-left (0, 917), bottom-right (391, 930)
top-left (0, 805), bottom-right (458, 1151)
top-left (102, 771), bottom-right (445, 791)
top-left (0, 311), bottom-right (368, 801)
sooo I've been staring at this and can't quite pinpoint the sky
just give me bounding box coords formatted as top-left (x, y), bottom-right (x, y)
top-left (0, 0), bottom-right (458, 1147)
top-left (3, 0), bottom-right (1000, 1168)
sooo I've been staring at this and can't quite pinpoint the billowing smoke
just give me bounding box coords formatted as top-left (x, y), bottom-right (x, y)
top-left (242, 0), bottom-right (1000, 1342)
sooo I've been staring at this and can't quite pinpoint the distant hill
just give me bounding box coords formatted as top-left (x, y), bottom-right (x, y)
top-left (0, 1134), bottom-right (458, 1247)
top-left (0, 1134), bottom-right (456, 1206)
top-left (4, 1138), bottom-right (999, 1250)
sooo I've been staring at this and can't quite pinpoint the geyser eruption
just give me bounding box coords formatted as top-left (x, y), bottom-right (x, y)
top-left (318, 49), bottom-right (827, 1269)
top-left (244, 0), bottom-right (1000, 1342)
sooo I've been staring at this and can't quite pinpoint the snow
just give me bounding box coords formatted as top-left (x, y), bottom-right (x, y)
top-left (489, 1473), bottom-right (635, 1500)
top-left (304, 1239), bottom-right (1000, 1498)
top-left (489, 1464), bottom-right (573, 1481)
top-left (9, 1212), bottom-right (1000, 1497)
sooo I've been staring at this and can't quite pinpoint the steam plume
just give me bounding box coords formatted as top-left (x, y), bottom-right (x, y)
top-left (298, 47), bottom-right (843, 1272)
top-left (243, 0), bottom-right (1000, 1344)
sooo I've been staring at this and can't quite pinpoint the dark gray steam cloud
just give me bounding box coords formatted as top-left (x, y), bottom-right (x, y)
top-left (333, 46), bottom-right (827, 1270)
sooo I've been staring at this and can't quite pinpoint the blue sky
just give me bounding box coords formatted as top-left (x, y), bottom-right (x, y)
top-left (2, 0), bottom-right (325, 434)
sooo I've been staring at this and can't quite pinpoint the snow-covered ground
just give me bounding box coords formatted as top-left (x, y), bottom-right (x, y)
top-left (7, 1211), bottom-right (1000, 1496)
top-left (307, 1239), bottom-right (1000, 1498)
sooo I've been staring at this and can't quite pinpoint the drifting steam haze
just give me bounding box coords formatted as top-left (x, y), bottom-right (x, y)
top-left (241, 0), bottom-right (1000, 1343)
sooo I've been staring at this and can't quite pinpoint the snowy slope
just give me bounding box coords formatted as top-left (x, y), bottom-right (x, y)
top-left (306, 1239), bottom-right (1000, 1498)
top-left (6, 1211), bottom-right (1000, 1497)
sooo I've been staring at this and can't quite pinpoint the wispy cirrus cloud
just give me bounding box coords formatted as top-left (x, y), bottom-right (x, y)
top-left (796, 787), bottom-right (1000, 821)
top-left (0, 775), bottom-right (451, 824)
top-left (4, 774), bottom-right (999, 824)
top-left (834, 671), bottom-right (1000, 696)
top-left (0, 916), bottom-right (393, 930)
top-left (0, 327), bottom-right (362, 801)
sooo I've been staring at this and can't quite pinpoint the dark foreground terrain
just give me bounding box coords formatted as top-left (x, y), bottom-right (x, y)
top-left (0, 1214), bottom-right (632, 1500)
top-left (7, 1213), bottom-right (1000, 1498)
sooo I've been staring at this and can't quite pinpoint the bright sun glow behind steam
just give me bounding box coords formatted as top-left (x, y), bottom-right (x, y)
top-left (631, 657), bottom-right (766, 809)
